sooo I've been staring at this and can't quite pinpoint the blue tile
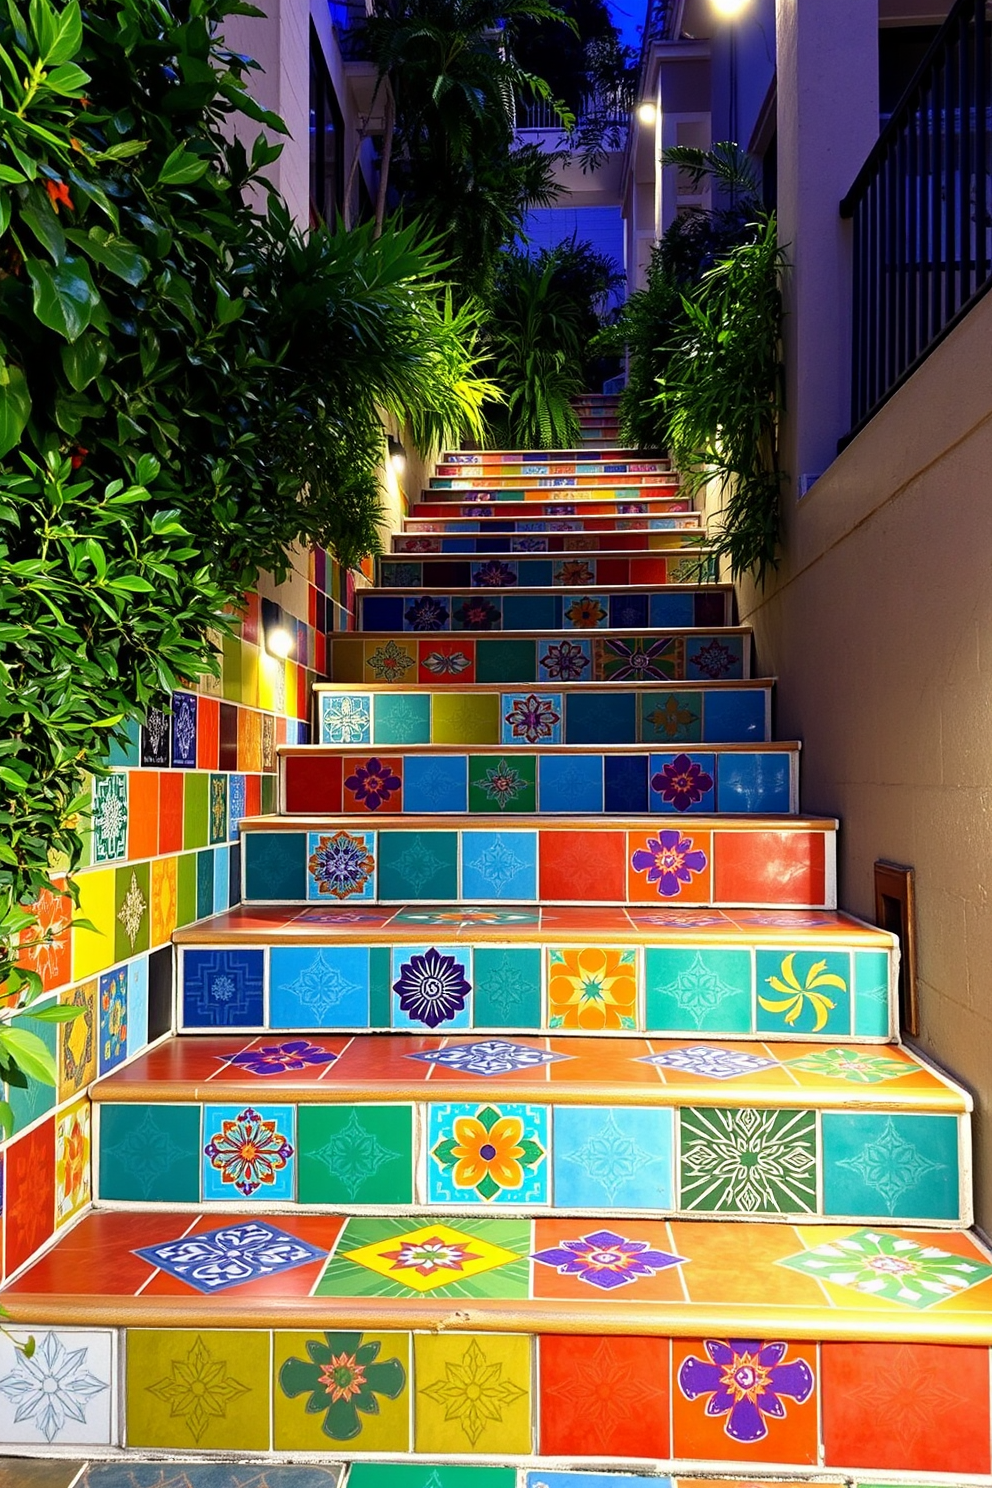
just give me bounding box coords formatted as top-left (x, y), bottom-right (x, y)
top-left (854, 949), bottom-right (893, 1036)
top-left (703, 687), bottom-right (767, 742)
top-left (685, 633), bottom-right (745, 680)
top-left (171, 691), bottom-right (198, 768)
top-left (108, 717), bottom-right (140, 766)
top-left (538, 755), bottom-right (603, 813)
top-left (404, 754), bottom-right (469, 812)
top-left (373, 692), bottom-right (431, 744)
top-left (461, 830), bottom-right (538, 900)
top-left (609, 593), bottom-right (649, 628)
top-left (428, 1101), bottom-right (547, 1203)
top-left (320, 693), bottom-right (372, 745)
top-left (565, 690), bottom-right (636, 744)
top-left (127, 955), bottom-right (149, 1055)
top-left (228, 774), bottom-right (246, 841)
top-left (213, 845), bottom-right (230, 914)
top-left (500, 691), bottom-right (563, 745)
top-left (649, 752), bottom-right (716, 813)
top-left (553, 1105), bottom-right (674, 1208)
top-left (363, 596), bottom-right (407, 631)
top-left (649, 593), bottom-right (695, 627)
top-left (442, 538), bottom-right (475, 552)
top-left (202, 1104), bottom-right (296, 1201)
top-left (821, 1113), bottom-right (961, 1221)
top-left (503, 594), bottom-right (559, 630)
top-left (715, 751), bottom-right (792, 812)
top-left (402, 595), bottom-right (450, 631)
top-left (182, 949), bottom-right (264, 1028)
top-left (537, 637), bottom-right (591, 683)
top-left (270, 946), bottom-right (370, 1028)
top-left (391, 945), bottom-right (472, 1029)
top-left (605, 754), bottom-right (649, 812)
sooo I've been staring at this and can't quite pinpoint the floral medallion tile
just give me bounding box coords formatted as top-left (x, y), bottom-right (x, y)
top-left (532, 1227), bottom-right (685, 1291)
top-left (275, 1330), bottom-right (409, 1450)
top-left (151, 855), bottom-right (178, 946)
top-left (686, 634), bottom-right (744, 680)
top-left (91, 773), bottom-right (128, 862)
top-left (784, 1046), bottom-right (915, 1083)
top-left (98, 965), bottom-right (128, 1074)
top-left (453, 594), bottom-right (502, 630)
top-left (171, 692), bottom-right (198, 769)
top-left (563, 594), bottom-right (609, 629)
top-left (821, 1113), bottom-right (960, 1220)
top-left (55, 1098), bottom-right (91, 1225)
top-left (140, 705), bottom-right (171, 767)
top-left (409, 1039), bottom-right (570, 1077)
top-left (538, 637), bottom-right (590, 682)
top-left (208, 774), bottom-right (228, 844)
top-left (298, 1106), bottom-right (413, 1205)
top-left (114, 863), bottom-right (150, 959)
top-left (321, 693), bottom-right (372, 745)
top-left (365, 638), bottom-right (416, 684)
top-left (344, 757), bottom-right (403, 814)
top-left (317, 1217), bottom-right (531, 1299)
top-left (428, 1102), bottom-right (548, 1204)
top-left (538, 1334), bottom-right (670, 1458)
top-left (219, 1039), bottom-right (338, 1076)
top-left (307, 829), bottom-right (377, 901)
top-left (404, 595), bottom-right (450, 631)
top-left (135, 1220), bottom-right (327, 1292)
top-left (673, 1337), bottom-right (817, 1462)
top-left (182, 948), bottom-right (264, 1027)
top-left (270, 946), bottom-right (370, 1028)
top-left (641, 1045), bottom-right (778, 1080)
top-left (58, 979), bottom-right (97, 1101)
top-left (501, 691), bottom-right (562, 745)
top-left (640, 691), bottom-right (702, 744)
top-left (679, 1107), bottom-right (818, 1215)
top-left (472, 559), bottom-right (518, 587)
top-left (628, 830), bottom-right (711, 902)
top-left (0, 1329), bottom-right (114, 1445)
top-left (650, 752), bottom-right (715, 813)
top-left (202, 1104), bottom-right (296, 1201)
top-left (391, 945), bottom-right (472, 1029)
top-left (553, 1107), bottom-right (673, 1209)
top-left (414, 1333), bottom-right (531, 1455)
top-left (756, 949), bottom-right (851, 1036)
top-left (126, 1329), bottom-right (269, 1450)
top-left (548, 946), bottom-right (637, 1030)
top-left (776, 1227), bottom-right (992, 1308)
top-left (469, 755), bottom-right (536, 813)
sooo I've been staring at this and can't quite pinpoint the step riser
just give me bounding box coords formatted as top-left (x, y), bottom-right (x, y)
top-left (356, 590), bottom-right (730, 634)
top-left (402, 520), bottom-right (698, 536)
top-left (6, 1320), bottom-right (991, 1474)
top-left (327, 631), bottom-right (750, 688)
top-left (394, 533), bottom-right (709, 555)
top-left (240, 823), bottom-right (835, 908)
top-left (316, 685), bottom-right (771, 747)
top-left (175, 937), bottom-right (895, 1041)
top-left (429, 475), bottom-right (675, 488)
top-left (281, 748), bottom-right (798, 817)
top-left (435, 461), bottom-right (667, 477)
top-left (413, 499), bottom-right (690, 517)
top-left (378, 557), bottom-right (717, 587)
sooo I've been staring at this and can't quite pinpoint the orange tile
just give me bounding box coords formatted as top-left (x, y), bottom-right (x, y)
top-left (714, 830), bottom-right (826, 907)
top-left (342, 756), bottom-right (403, 815)
top-left (547, 947), bottom-right (637, 1030)
top-left (672, 1336), bottom-right (818, 1464)
top-left (158, 772), bottom-right (184, 855)
top-left (127, 769), bottom-right (159, 861)
top-left (539, 830), bottom-right (626, 902)
top-left (531, 1217), bottom-right (687, 1303)
top-left (626, 829), bottom-right (713, 904)
top-left (539, 1333), bottom-right (670, 1458)
top-left (18, 884), bottom-right (72, 995)
top-left (670, 1221), bottom-right (824, 1309)
top-left (196, 696), bottom-right (220, 770)
top-left (239, 708), bottom-right (262, 773)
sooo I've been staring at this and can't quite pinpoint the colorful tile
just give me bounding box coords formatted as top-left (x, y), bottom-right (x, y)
top-left (298, 1105), bottom-right (413, 1205)
top-left (58, 979), bottom-right (97, 1100)
top-left (374, 691), bottom-right (432, 744)
top-left (679, 1108), bottom-right (817, 1214)
top-left (469, 754), bottom-right (536, 813)
top-left (548, 946), bottom-right (636, 1029)
top-left (182, 948), bottom-right (264, 1027)
top-left (641, 691), bottom-right (703, 744)
top-left (378, 831), bottom-right (458, 900)
top-left (343, 756), bottom-right (404, 814)
top-left (4, 1115), bottom-right (55, 1273)
top-left (391, 945), bottom-right (472, 1029)
top-left (500, 691), bottom-right (562, 744)
top-left (410, 1039), bottom-right (570, 1076)
top-left (538, 1334), bottom-right (670, 1458)
top-left (428, 1102), bottom-right (548, 1204)
top-left (135, 1219), bottom-right (326, 1292)
top-left (778, 1227), bottom-right (992, 1307)
top-left (351, 1470), bottom-right (513, 1488)
top-left (650, 752), bottom-right (715, 812)
top-left (537, 754), bottom-right (603, 812)
top-left (642, 1045), bottom-right (777, 1079)
top-left (628, 828), bottom-right (712, 903)
top-left (0, 1329), bottom-right (113, 1445)
top-left (270, 946), bottom-right (370, 1027)
top-left (98, 965), bottom-right (128, 1074)
top-left (821, 1113), bottom-right (961, 1220)
top-left (274, 1330), bottom-right (410, 1450)
top-left (171, 692), bottom-right (198, 768)
top-left (91, 773), bottom-right (128, 862)
top-left (756, 949), bottom-right (851, 1036)
top-left (317, 1217), bottom-right (530, 1298)
top-left (307, 829), bottom-right (376, 902)
top-left (462, 831), bottom-right (537, 901)
top-left (414, 1333), bottom-right (531, 1455)
top-left (673, 1336), bottom-right (817, 1463)
top-left (140, 706), bottom-right (171, 767)
top-left (321, 693), bottom-right (372, 745)
top-left (644, 947), bottom-right (752, 1032)
top-left (126, 1329), bottom-right (269, 1450)
top-left (114, 863), bottom-right (150, 959)
top-left (473, 946), bottom-right (542, 1026)
top-left (537, 637), bottom-right (591, 682)
top-left (201, 1104), bottom-right (296, 1201)
top-left (552, 1107), bottom-right (674, 1209)
top-left (54, 1098), bottom-right (91, 1225)
top-left (208, 773), bottom-right (228, 844)
top-left (98, 1103), bottom-right (201, 1202)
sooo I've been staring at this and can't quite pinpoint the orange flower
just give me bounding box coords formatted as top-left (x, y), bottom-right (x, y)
top-left (44, 178), bottom-right (73, 213)
top-left (565, 596), bottom-right (606, 628)
top-left (450, 1111), bottom-right (526, 1192)
top-left (548, 946), bottom-right (638, 1030)
top-left (61, 1116), bottom-right (87, 1203)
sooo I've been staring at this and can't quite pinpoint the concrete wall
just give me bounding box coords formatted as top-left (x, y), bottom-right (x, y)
top-left (737, 291), bottom-right (992, 1234)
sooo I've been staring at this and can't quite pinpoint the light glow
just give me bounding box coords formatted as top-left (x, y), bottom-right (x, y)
top-left (265, 626), bottom-right (295, 660)
top-left (637, 102), bottom-right (657, 126)
top-left (711, 0), bottom-right (751, 15)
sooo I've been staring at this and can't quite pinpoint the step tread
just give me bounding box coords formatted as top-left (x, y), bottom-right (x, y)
top-left (281, 741), bottom-right (800, 755)
top-left (314, 678), bottom-right (774, 692)
top-left (239, 812), bottom-right (836, 831)
top-left (6, 1210), bottom-right (991, 1342)
top-left (92, 1033), bottom-right (967, 1110)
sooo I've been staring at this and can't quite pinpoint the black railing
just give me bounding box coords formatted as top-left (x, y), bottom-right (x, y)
top-left (840, 0), bottom-right (992, 436)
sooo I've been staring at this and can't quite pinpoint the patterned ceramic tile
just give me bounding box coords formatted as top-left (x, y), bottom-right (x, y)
top-left (269, 946), bottom-right (370, 1028)
top-left (673, 1336), bottom-right (817, 1463)
top-left (777, 1227), bottom-right (992, 1307)
top-left (377, 831), bottom-right (457, 900)
top-left (552, 1107), bottom-right (674, 1209)
top-left (54, 1098), bottom-right (90, 1225)
top-left (114, 863), bottom-right (150, 959)
top-left (126, 1329), bottom-right (269, 1450)
top-left (539, 1334), bottom-right (670, 1458)
top-left (821, 1113), bottom-right (960, 1220)
top-left (297, 1105), bottom-right (413, 1205)
top-left (628, 829), bottom-right (711, 902)
top-left (391, 945), bottom-right (472, 1029)
top-left (97, 965), bottom-right (128, 1074)
top-left (317, 1217), bottom-right (530, 1298)
top-left (462, 831), bottom-right (537, 901)
top-left (182, 948), bottom-right (264, 1027)
top-left (0, 1329), bottom-right (114, 1445)
top-left (140, 705), bottom-right (171, 767)
top-left (349, 1465), bottom-right (513, 1486)
top-left (641, 1045), bottom-right (778, 1079)
top-left (644, 948), bottom-right (752, 1032)
top-left (784, 1047), bottom-right (915, 1083)
top-left (82, 1470), bottom-right (344, 1487)
top-left (58, 979), bottom-right (97, 1101)
top-left (548, 946), bottom-right (637, 1030)
top-left (91, 773), bottom-right (129, 863)
top-left (473, 947), bottom-right (542, 1026)
top-left (171, 692), bottom-right (198, 769)
top-left (414, 1333), bottom-right (531, 1455)
top-left (208, 774), bottom-right (228, 844)
top-left (532, 1225), bottom-right (685, 1291)
top-left (99, 1103), bottom-right (201, 1202)
top-left (428, 1102), bottom-right (548, 1204)
top-left (756, 949), bottom-right (851, 1036)
top-left (274, 1330), bottom-right (410, 1450)
top-left (468, 755), bottom-right (536, 813)
top-left (202, 1104), bottom-right (296, 1201)
top-left (410, 1039), bottom-right (570, 1076)
top-left (501, 691), bottom-right (562, 744)
top-left (135, 1220), bottom-right (327, 1293)
top-left (679, 1107), bottom-right (818, 1214)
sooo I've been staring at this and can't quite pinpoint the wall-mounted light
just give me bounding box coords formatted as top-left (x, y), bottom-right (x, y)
top-left (636, 102), bottom-right (657, 126)
top-left (711, 0), bottom-right (751, 15)
top-left (265, 623), bottom-right (295, 660)
top-left (388, 436), bottom-right (407, 475)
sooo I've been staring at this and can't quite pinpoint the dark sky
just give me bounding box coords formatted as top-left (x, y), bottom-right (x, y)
top-left (608, 0), bottom-right (646, 52)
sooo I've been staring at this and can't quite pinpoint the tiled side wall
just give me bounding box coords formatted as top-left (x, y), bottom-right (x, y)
top-left (4, 545), bottom-right (360, 1283)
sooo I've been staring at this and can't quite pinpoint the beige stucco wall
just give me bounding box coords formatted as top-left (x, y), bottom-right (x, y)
top-left (736, 291), bottom-right (992, 1234)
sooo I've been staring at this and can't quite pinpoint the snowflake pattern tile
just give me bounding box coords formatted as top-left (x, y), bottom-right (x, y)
top-left (834, 1117), bottom-right (947, 1214)
top-left (321, 695), bottom-right (372, 745)
top-left (777, 1228), bottom-right (992, 1308)
top-left (640, 1045), bottom-right (778, 1080)
top-left (311, 1109), bottom-right (402, 1192)
top-left (408, 1040), bottom-right (572, 1077)
top-left (465, 835), bottom-right (532, 896)
top-left (92, 774), bottom-right (128, 862)
top-left (649, 950), bottom-right (746, 1026)
top-left (135, 1220), bottom-right (327, 1293)
top-left (0, 1330), bottom-right (111, 1445)
top-left (557, 1108), bottom-right (670, 1206)
top-left (171, 692), bottom-right (198, 768)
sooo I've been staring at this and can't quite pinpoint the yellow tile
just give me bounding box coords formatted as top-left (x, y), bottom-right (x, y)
top-left (414, 1333), bottom-right (531, 1456)
top-left (259, 649), bottom-right (280, 712)
top-left (241, 642), bottom-right (260, 709)
top-left (151, 857), bottom-right (178, 947)
top-left (274, 1331), bottom-right (410, 1451)
top-left (58, 980), bottom-right (97, 1102)
top-left (126, 1330), bottom-right (270, 1450)
top-left (432, 693), bottom-right (500, 745)
top-left (72, 869), bottom-right (117, 981)
top-left (55, 1096), bottom-right (91, 1226)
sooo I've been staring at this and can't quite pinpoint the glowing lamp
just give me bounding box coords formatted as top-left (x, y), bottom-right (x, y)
top-left (637, 102), bottom-right (657, 126)
top-left (265, 625), bottom-right (295, 660)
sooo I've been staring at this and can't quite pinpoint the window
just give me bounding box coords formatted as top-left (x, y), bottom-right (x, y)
top-left (310, 25), bottom-right (344, 226)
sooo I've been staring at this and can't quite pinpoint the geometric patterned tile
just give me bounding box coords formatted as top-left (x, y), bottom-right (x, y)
top-left (679, 1107), bottom-right (817, 1214)
top-left (640, 1045), bottom-right (778, 1079)
top-left (182, 949), bottom-right (264, 1028)
top-left (777, 1228), bottom-right (992, 1308)
top-left (315, 1217), bottom-right (530, 1300)
top-left (408, 1040), bottom-right (571, 1076)
top-left (428, 1102), bottom-right (547, 1205)
top-left (0, 1329), bottom-right (114, 1445)
top-left (552, 1106), bottom-right (673, 1209)
top-left (202, 1105), bottom-right (295, 1201)
top-left (821, 1113), bottom-right (960, 1220)
top-left (125, 1329), bottom-right (269, 1450)
top-left (414, 1332), bottom-right (531, 1455)
top-left (134, 1220), bottom-right (327, 1293)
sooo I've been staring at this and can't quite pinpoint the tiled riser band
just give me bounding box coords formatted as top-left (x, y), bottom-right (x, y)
top-left (241, 824), bottom-right (835, 908)
top-left (7, 1322), bottom-right (992, 1474)
top-left (20, 1471), bottom-right (966, 1488)
top-left (357, 591), bottom-right (730, 633)
top-left (281, 749), bottom-right (798, 817)
top-left (317, 685), bottom-right (771, 747)
top-left (413, 501), bottom-right (691, 518)
top-left (177, 942), bottom-right (893, 1039)
top-left (402, 519), bottom-right (695, 534)
top-left (436, 459), bottom-right (668, 474)
top-left (428, 478), bottom-right (676, 491)
top-left (378, 558), bottom-right (718, 587)
top-left (328, 631), bottom-right (750, 687)
top-left (393, 533), bottom-right (710, 554)
top-left (94, 1100), bottom-right (967, 1224)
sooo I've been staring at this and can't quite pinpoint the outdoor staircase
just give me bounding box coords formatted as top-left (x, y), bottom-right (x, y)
top-left (3, 392), bottom-right (992, 1486)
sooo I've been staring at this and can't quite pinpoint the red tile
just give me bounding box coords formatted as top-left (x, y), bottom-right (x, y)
top-left (5, 1117), bottom-right (55, 1276)
top-left (538, 1334), bottom-right (670, 1459)
top-left (417, 638), bottom-right (476, 684)
top-left (18, 885), bottom-right (72, 996)
top-left (296, 666), bottom-right (310, 720)
top-left (128, 769), bottom-right (159, 861)
top-left (158, 772), bottom-right (184, 855)
top-left (596, 559), bottom-right (630, 585)
top-left (630, 557), bottom-right (670, 584)
top-left (196, 696), bottom-right (219, 770)
top-left (626, 829), bottom-right (713, 904)
top-left (219, 702), bottom-right (239, 771)
top-left (315, 631), bottom-right (327, 676)
top-left (285, 755), bottom-right (342, 814)
top-left (343, 756), bottom-right (403, 815)
top-left (821, 1341), bottom-right (990, 1474)
top-left (539, 830), bottom-right (626, 902)
top-left (714, 830), bottom-right (827, 906)
top-left (244, 774), bottom-right (262, 818)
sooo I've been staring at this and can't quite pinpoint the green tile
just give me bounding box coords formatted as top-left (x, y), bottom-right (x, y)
top-left (644, 946), bottom-right (752, 1033)
top-left (639, 689), bottom-right (703, 743)
top-left (196, 849), bottom-right (214, 919)
top-left (433, 694), bottom-right (500, 745)
top-left (369, 945), bottom-right (392, 1026)
top-left (315, 1215), bottom-right (531, 1299)
top-left (374, 692), bottom-right (431, 744)
top-left (98, 1102), bottom-right (201, 1201)
top-left (755, 948), bottom-right (851, 1037)
top-left (377, 831), bottom-right (458, 901)
top-left (854, 948), bottom-right (892, 1036)
top-left (679, 1106), bottom-right (818, 1215)
top-left (114, 861), bottom-right (150, 960)
top-left (6, 1010), bottom-right (58, 1135)
top-left (176, 853), bottom-right (198, 926)
top-left (473, 947), bottom-right (541, 1027)
top-left (349, 1470), bottom-right (515, 1488)
top-left (468, 755), bottom-right (536, 813)
top-left (221, 633), bottom-right (242, 701)
top-left (243, 832), bottom-right (307, 901)
top-left (475, 638), bottom-right (536, 683)
top-left (183, 771), bottom-right (210, 851)
top-left (821, 1112), bottom-right (961, 1221)
top-left (297, 1105), bottom-right (413, 1204)
top-left (261, 774), bottom-right (277, 814)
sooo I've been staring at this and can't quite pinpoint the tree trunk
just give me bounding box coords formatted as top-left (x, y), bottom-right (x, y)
top-left (374, 87), bottom-right (396, 239)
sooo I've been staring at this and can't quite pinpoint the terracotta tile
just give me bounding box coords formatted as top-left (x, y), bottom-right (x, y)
top-left (821, 1340), bottom-right (991, 1473)
top-left (672, 1336), bottom-right (818, 1464)
top-left (342, 755), bottom-right (403, 815)
top-left (284, 755), bottom-right (342, 814)
top-left (158, 772), bottom-right (184, 856)
top-left (196, 696), bottom-right (220, 770)
top-left (5, 1117), bottom-right (55, 1276)
top-left (714, 830), bottom-right (826, 906)
top-left (539, 830), bottom-right (626, 902)
top-left (244, 774), bottom-right (262, 817)
top-left (531, 1218), bottom-right (686, 1302)
top-left (539, 1334), bottom-right (669, 1458)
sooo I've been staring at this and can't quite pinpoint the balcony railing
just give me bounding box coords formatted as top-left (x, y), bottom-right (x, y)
top-left (840, 0), bottom-right (992, 436)
top-left (516, 91), bottom-right (629, 133)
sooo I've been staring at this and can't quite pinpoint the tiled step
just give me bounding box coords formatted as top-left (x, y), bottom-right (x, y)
top-left (238, 814), bottom-right (836, 908)
top-left (314, 681), bottom-right (772, 747)
top-left (12, 1470), bottom-right (884, 1488)
top-left (173, 903), bottom-right (897, 1041)
top-left (90, 1034), bottom-right (970, 1224)
top-left (326, 628), bottom-right (750, 687)
top-left (412, 497), bottom-right (689, 518)
top-left (356, 586), bottom-right (729, 635)
top-left (5, 1213), bottom-right (992, 1477)
top-left (393, 532), bottom-right (712, 556)
top-left (377, 554), bottom-right (717, 589)
top-left (279, 743), bottom-right (799, 817)
top-left (401, 517), bottom-right (699, 538)
top-left (427, 479), bottom-right (676, 494)
top-left (435, 458), bottom-right (668, 478)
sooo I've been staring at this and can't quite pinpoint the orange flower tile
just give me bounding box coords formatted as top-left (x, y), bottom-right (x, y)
top-left (547, 946), bottom-right (638, 1029)
top-left (539, 1333), bottom-right (669, 1458)
top-left (18, 884), bottom-right (72, 995)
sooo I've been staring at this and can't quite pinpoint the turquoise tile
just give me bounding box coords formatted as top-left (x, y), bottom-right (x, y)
top-left (202, 1103), bottom-right (296, 1201)
top-left (821, 1112), bottom-right (961, 1221)
top-left (98, 1102), bottom-right (201, 1201)
top-left (553, 1105), bottom-right (673, 1209)
top-left (377, 831), bottom-right (458, 901)
top-left (244, 832), bottom-right (307, 901)
top-left (644, 947), bottom-right (752, 1033)
top-left (369, 945), bottom-right (392, 1025)
top-left (320, 693), bottom-right (372, 745)
top-left (269, 946), bottom-right (370, 1028)
top-left (391, 945), bottom-right (472, 1030)
top-left (108, 716), bottom-right (141, 766)
top-left (473, 946), bottom-right (542, 1027)
top-left (349, 1469), bottom-right (514, 1488)
top-left (212, 844), bottom-right (230, 914)
top-left (6, 1010), bottom-right (58, 1133)
top-left (755, 948), bottom-right (852, 1037)
top-left (127, 954), bottom-right (149, 1055)
top-left (374, 692), bottom-right (431, 745)
top-left (461, 830), bottom-right (537, 901)
top-left (428, 1101), bottom-right (548, 1204)
top-left (196, 849), bottom-right (214, 919)
top-left (854, 948), bottom-right (892, 1036)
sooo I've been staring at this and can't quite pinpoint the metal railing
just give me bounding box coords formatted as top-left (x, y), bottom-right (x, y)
top-left (840, 0), bottom-right (992, 435)
top-left (516, 90), bottom-right (629, 132)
